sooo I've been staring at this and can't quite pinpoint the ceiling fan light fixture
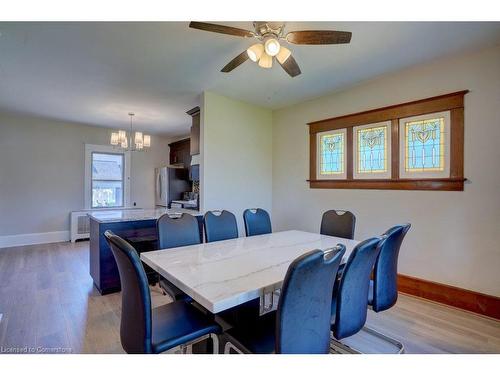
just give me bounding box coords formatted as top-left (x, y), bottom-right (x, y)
top-left (258, 52), bottom-right (273, 69)
top-left (276, 46), bottom-right (292, 64)
top-left (264, 38), bottom-right (280, 57)
top-left (247, 43), bottom-right (264, 62)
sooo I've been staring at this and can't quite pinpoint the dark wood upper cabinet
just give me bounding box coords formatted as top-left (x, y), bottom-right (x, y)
top-left (187, 106), bottom-right (200, 156)
top-left (169, 138), bottom-right (190, 167)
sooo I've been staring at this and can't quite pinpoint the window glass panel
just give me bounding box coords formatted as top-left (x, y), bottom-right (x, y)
top-left (92, 153), bottom-right (123, 180)
top-left (320, 132), bottom-right (345, 175)
top-left (404, 117), bottom-right (445, 172)
top-left (92, 180), bottom-right (123, 208)
top-left (356, 125), bottom-right (388, 173)
top-left (399, 111), bottom-right (450, 179)
top-left (91, 152), bottom-right (124, 208)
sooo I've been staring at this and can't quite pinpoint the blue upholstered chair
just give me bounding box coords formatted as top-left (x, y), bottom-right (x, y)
top-left (320, 210), bottom-right (356, 240)
top-left (371, 224), bottom-right (411, 312)
top-left (330, 236), bottom-right (386, 352)
top-left (361, 223), bottom-right (411, 353)
top-left (104, 230), bottom-right (221, 354)
top-left (156, 213), bottom-right (201, 301)
top-left (204, 210), bottom-right (238, 243)
top-left (223, 245), bottom-right (346, 354)
top-left (243, 208), bottom-right (272, 237)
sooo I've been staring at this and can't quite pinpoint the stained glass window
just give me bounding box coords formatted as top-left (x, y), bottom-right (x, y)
top-left (404, 118), bottom-right (445, 172)
top-left (353, 121), bottom-right (391, 179)
top-left (317, 129), bottom-right (346, 179)
top-left (399, 111), bottom-right (450, 178)
top-left (357, 126), bottom-right (387, 173)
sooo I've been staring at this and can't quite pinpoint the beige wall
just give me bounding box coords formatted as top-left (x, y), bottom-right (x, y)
top-left (202, 92), bottom-right (273, 235)
top-left (0, 111), bottom-right (173, 237)
top-left (272, 46), bottom-right (500, 296)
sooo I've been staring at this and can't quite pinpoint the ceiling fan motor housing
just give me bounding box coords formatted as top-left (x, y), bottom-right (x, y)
top-left (253, 22), bottom-right (285, 39)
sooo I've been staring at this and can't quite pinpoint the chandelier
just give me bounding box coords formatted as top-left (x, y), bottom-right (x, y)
top-left (110, 113), bottom-right (151, 151)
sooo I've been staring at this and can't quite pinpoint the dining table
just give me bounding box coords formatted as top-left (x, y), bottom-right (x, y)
top-left (141, 230), bottom-right (360, 315)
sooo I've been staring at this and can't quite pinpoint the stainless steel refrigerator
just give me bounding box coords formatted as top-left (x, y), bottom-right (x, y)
top-left (155, 166), bottom-right (190, 207)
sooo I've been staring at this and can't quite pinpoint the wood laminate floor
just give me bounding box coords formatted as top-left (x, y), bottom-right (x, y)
top-left (0, 241), bottom-right (499, 354)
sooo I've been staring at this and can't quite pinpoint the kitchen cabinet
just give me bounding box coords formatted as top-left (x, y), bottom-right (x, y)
top-left (187, 106), bottom-right (200, 156)
top-left (169, 138), bottom-right (190, 167)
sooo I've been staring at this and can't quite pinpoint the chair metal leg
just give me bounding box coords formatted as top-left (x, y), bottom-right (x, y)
top-left (224, 341), bottom-right (245, 354)
top-left (361, 325), bottom-right (405, 354)
top-left (329, 327), bottom-right (405, 354)
top-left (174, 333), bottom-right (220, 354)
top-left (329, 333), bottom-right (361, 354)
top-left (210, 333), bottom-right (220, 354)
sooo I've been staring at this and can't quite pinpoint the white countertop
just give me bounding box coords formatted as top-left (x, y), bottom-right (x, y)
top-left (141, 230), bottom-right (359, 313)
top-left (88, 207), bottom-right (202, 223)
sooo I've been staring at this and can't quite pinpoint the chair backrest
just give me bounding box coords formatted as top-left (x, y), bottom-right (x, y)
top-left (276, 245), bottom-right (346, 354)
top-left (332, 236), bottom-right (386, 340)
top-left (372, 223), bottom-right (411, 312)
top-left (157, 213), bottom-right (201, 249)
top-left (203, 210), bottom-right (238, 243)
top-left (104, 230), bottom-right (152, 353)
top-left (243, 208), bottom-right (272, 237)
top-left (320, 210), bottom-right (356, 239)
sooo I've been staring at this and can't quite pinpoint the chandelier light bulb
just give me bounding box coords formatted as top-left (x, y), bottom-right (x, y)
top-left (110, 132), bottom-right (119, 146)
top-left (118, 130), bottom-right (127, 143)
top-left (134, 131), bottom-right (143, 145)
top-left (264, 38), bottom-right (280, 57)
top-left (143, 135), bottom-right (151, 148)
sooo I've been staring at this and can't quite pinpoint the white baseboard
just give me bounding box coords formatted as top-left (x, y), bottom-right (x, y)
top-left (0, 230), bottom-right (70, 249)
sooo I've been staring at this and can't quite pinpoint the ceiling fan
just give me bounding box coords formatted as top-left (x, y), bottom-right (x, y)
top-left (189, 21), bottom-right (352, 78)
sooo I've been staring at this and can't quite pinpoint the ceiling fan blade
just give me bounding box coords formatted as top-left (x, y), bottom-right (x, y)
top-left (286, 30), bottom-right (352, 45)
top-left (189, 22), bottom-right (254, 38)
top-left (278, 54), bottom-right (301, 77)
top-left (221, 51), bottom-right (249, 73)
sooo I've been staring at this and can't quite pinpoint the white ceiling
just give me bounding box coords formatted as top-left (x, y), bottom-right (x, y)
top-left (0, 22), bottom-right (499, 136)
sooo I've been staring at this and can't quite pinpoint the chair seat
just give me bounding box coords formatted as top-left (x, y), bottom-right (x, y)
top-left (159, 277), bottom-right (191, 301)
top-left (152, 301), bottom-right (221, 353)
top-left (224, 312), bottom-right (276, 354)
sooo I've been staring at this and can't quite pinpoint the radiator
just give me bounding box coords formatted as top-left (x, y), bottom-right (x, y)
top-left (70, 211), bottom-right (91, 243)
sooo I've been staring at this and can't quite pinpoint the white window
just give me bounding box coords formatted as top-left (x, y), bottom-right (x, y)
top-left (316, 128), bottom-right (347, 180)
top-left (399, 111), bottom-right (451, 179)
top-left (353, 121), bottom-right (392, 179)
top-left (84, 144), bottom-right (130, 209)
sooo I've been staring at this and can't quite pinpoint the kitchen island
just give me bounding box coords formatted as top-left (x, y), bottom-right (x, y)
top-left (88, 208), bottom-right (203, 295)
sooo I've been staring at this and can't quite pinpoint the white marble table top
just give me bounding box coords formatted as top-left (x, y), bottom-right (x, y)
top-left (88, 207), bottom-right (202, 223)
top-left (141, 230), bottom-right (359, 313)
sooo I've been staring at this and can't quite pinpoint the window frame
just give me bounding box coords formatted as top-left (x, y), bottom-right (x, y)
top-left (84, 144), bottom-right (131, 209)
top-left (308, 91), bottom-right (467, 191)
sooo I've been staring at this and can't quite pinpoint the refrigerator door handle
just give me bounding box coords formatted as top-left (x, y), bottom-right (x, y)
top-left (159, 173), bottom-right (162, 199)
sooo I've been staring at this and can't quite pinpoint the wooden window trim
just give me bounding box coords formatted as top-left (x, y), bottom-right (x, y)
top-left (308, 90), bottom-right (468, 191)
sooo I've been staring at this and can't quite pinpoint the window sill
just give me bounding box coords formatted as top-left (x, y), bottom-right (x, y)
top-left (307, 178), bottom-right (466, 191)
